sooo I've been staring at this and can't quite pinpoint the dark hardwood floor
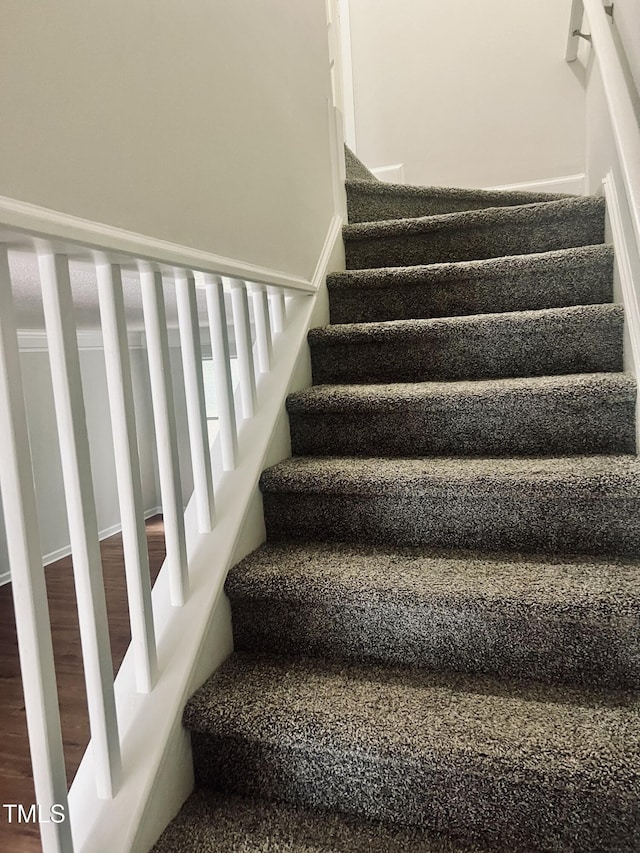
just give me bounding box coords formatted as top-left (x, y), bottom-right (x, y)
top-left (0, 516), bottom-right (166, 852)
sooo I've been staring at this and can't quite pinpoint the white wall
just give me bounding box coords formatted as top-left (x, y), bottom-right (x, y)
top-left (613, 0), bottom-right (640, 94)
top-left (0, 0), bottom-right (335, 281)
top-left (347, 0), bottom-right (586, 188)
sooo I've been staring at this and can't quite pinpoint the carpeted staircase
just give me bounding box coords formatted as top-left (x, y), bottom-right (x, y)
top-left (153, 149), bottom-right (640, 851)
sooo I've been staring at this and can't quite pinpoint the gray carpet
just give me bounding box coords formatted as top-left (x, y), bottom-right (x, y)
top-left (309, 304), bottom-right (624, 384)
top-left (328, 244), bottom-right (614, 324)
top-left (346, 179), bottom-right (574, 224)
top-left (227, 542), bottom-right (640, 688)
top-left (344, 197), bottom-right (605, 269)
top-left (153, 154), bottom-right (639, 851)
top-left (287, 373), bottom-right (635, 457)
top-left (183, 654), bottom-right (640, 852)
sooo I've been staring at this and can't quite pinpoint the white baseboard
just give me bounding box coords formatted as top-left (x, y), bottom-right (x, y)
top-left (483, 173), bottom-right (586, 196)
top-left (0, 506), bottom-right (164, 586)
top-left (371, 163), bottom-right (405, 184)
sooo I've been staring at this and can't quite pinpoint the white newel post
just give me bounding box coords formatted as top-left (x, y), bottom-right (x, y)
top-left (37, 248), bottom-right (122, 801)
top-left (139, 265), bottom-right (189, 607)
top-left (95, 258), bottom-right (158, 694)
top-left (174, 268), bottom-right (215, 533)
top-left (203, 274), bottom-right (238, 471)
top-left (0, 247), bottom-right (74, 852)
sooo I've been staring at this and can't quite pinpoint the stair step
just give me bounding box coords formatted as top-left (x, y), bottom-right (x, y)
top-left (184, 653), bottom-right (640, 851)
top-left (288, 373), bottom-right (635, 458)
top-left (346, 178), bottom-right (573, 224)
top-left (260, 454), bottom-right (640, 555)
top-left (227, 541), bottom-right (640, 688)
top-left (151, 790), bottom-right (487, 853)
top-left (327, 245), bottom-right (613, 324)
top-left (343, 197), bottom-right (605, 269)
top-left (309, 304), bottom-right (623, 385)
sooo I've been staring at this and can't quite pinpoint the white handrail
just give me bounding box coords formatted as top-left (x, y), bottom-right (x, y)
top-left (567, 0), bottom-right (640, 251)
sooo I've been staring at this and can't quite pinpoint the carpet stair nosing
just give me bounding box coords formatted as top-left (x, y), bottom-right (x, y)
top-left (260, 454), bottom-right (640, 555)
top-left (327, 244), bottom-right (614, 322)
top-left (309, 303), bottom-right (624, 385)
top-left (287, 373), bottom-right (636, 458)
top-left (227, 540), bottom-right (640, 687)
top-left (346, 177), bottom-right (575, 223)
top-left (184, 653), bottom-right (640, 851)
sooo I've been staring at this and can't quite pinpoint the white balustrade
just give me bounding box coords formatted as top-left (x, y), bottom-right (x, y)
top-left (203, 274), bottom-right (238, 471)
top-left (174, 268), bottom-right (215, 533)
top-left (95, 258), bottom-right (158, 694)
top-left (139, 265), bottom-right (189, 607)
top-left (0, 246), bottom-right (74, 852)
top-left (267, 285), bottom-right (286, 335)
top-left (228, 278), bottom-right (257, 419)
top-left (37, 247), bottom-right (122, 800)
top-left (250, 283), bottom-right (273, 373)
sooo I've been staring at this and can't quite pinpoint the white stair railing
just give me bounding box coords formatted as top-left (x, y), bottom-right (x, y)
top-left (0, 233), bottom-right (314, 853)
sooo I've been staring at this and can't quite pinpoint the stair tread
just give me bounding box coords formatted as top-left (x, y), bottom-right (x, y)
top-left (345, 177), bottom-right (570, 204)
top-left (309, 303), bottom-right (622, 343)
top-left (184, 652), bottom-right (640, 788)
top-left (226, 541), bottom-right (640, 611)
top-left (343, 196), bottom-right (605, 240)
top-left (152, 790), bottom-right (490, 853)
top-left (287, 372), bottom-right (635, 411)
top-left (327, 245), bottom-right (612, 289)
top-left (260, 453), bottom-right (640, 495)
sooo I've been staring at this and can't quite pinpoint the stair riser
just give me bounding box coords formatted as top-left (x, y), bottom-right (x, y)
top-left (191, 733), bottom-right (638, 851)
top-left (288, 395), bottom-right (635, 458)
top-left (230, 600), bottom-right (640, 688)
top-left (262, 491), bottom-right (640, 555)
top-left (310, 313), bottom-right (623, 384)
top-left (328, 257), bottom-right (613, 324)
top-left (345, 211), bottom-right (605, 269)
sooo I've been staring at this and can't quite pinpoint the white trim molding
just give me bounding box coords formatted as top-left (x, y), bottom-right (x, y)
top-left (483, 174), bottom-right (586, 196)
top-left (0, 195), bottom-right (317, 294)
top-left (371, 164), bottom-right (406, 185)
top-left (17, 329), bottom-right (147, 352)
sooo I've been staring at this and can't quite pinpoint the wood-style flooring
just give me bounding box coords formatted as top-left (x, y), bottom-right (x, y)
top-left (0, 516), bottom-right (166, 852)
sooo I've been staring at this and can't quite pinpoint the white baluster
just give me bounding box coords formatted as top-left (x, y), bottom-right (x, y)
top-left (203, 274), bottom-right (238, 471)
top-left (139, 265), bottom-right (188, 607)
top-left (37, 248), bottom-right (121, 800)
top-left (0, 247), bottom-right (73, 852)
top-left (250, 283), bottom-right (272, 373)
top-left (228, 278), bottom-right (257, 419)
top-left (174, 269), bottom-right (215, 533)
top-left (95, 258), bottom-right (157, 694)
top-left (267, 285), bottom-right (286, 335)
